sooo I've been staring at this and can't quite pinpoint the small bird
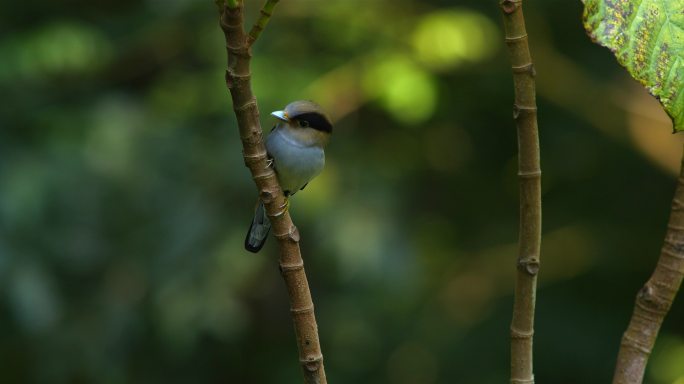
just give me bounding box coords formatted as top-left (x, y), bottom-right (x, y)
top-left (245, 100), bottom-right (333, 253)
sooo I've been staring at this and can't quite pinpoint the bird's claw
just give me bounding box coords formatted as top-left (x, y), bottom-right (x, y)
top-left (265, 158), bottom-right (274, 169)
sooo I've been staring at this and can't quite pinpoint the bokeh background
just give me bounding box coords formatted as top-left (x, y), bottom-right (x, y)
top-left (2, 0), bottom-right (684, 383)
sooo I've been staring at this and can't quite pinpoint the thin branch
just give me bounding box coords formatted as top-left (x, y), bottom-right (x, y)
top-left (499, 1), bottom-right (542, 383)
top-left (612, 144), bottom-right (684, 384)
top-left (216, 2), bottom-right (327, 383)
top-left (247, 0), bottom-right (281, 47)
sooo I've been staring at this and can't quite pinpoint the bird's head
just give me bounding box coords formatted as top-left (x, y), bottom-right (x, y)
top-left (271, 100), bottom-right (333, 147)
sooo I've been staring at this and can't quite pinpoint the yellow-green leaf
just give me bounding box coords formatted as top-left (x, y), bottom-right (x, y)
top-left (583, 0), bottom-right (684, 132)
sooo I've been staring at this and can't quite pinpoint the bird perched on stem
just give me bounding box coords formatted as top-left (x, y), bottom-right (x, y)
top-left (245, 100), bottom-right (333, 253)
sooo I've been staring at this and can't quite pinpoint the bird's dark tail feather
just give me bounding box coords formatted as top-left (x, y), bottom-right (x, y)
top-left (244, 200), bottom-right (271, 253)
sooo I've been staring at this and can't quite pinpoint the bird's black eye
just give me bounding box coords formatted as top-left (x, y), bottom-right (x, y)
top-left (299, 119), bottom-right (310, 127)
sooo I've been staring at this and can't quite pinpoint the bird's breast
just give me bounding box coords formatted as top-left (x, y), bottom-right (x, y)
top-left (265, 129), bottom-right (325, 194)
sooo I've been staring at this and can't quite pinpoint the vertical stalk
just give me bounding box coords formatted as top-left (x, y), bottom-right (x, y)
top-left (613, 144), bottom-right (684, 384)
top-left (247, 0), bottom-right (280, 46)
top-left (499, 1), bottom-right (542, 383)
top-left (216, 2), bottom-right (327, 383)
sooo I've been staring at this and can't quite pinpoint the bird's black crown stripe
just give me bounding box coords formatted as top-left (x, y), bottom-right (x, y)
top-left (292, 112), bottom-right (333, 133)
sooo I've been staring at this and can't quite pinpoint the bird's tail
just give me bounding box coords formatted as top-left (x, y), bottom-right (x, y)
top-left (244, 200), bottom-right (271, 253)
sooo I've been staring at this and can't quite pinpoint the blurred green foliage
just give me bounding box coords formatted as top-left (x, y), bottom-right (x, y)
top-left (1, 0), bottom-right (683, 383)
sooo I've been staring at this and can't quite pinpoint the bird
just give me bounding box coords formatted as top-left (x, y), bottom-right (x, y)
top-left (244, 100), bottom-right (333, 253)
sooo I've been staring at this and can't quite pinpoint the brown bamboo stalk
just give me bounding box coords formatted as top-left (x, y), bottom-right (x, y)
top-left (216, 2), bottom-right (327, 383)
top-left (613, 144), bottom-right (684, 384)
top-left (499, 1), bottom-right (542, 383)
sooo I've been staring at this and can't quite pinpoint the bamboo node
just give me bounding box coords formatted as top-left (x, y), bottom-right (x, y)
top-left (510, 378), bottom-right (534, 384)
top-left (224, 69), bottom-right (234, 89)
top-left (636, 284), bottom-right (671, 313)
top-left (226, 71), bottom-right (251, 80)
top-left (290, 305), bottom-right (314, 314)
top-left (665, 224), bottom-right (684, 232)
top-left (225, 41), bottom-right (245, 55)
top-left (518, 170), bottom-right (542, 179)
top-left (243, 151), bottom-right (268, 165)
top-left (280, 261), bottom-right (304, 272)
top-left (512, 63), bottom-right (536, 77)
top-left (235, 97), bottom-right (257, 112)
top-left (657, 261), bottom-right (683, 274)
top-left (259, 189), bottom-right (278, 204)
top-left (268, 208), bottom-right (286, 219)
top-left (621, 334), bottom-right (652, 355)
top-left (653, 280), bottom-right (673, 291)
top-left (632, 309), bottom-right (657, 324)
top-left (500, 0), bottom-right (522, 14)
top-left (300, 354), bottom-right (324, 372)
top-left (517, 257), bottom-right (540, 275)
top-left (662, 240), bottom-right (684, 259)
top-left (238, 128), bottom-right (262, 142)
top-left (219, 10), bottom-right (242, 31)
top-left (274, 225), bottom-right (300, 243)
top-left (661, 246), bottom-right (684, 261)
top-left (510, 326), bottom-right (534, 339)
top-left (253, 170), bottom-right (275, 181)
top-left (635, 299), bottom-right (669, 316)
top-left (225, 71), bottom-right (251, 89)
top-left (505, 33), bottom-right (528, 43)
top-left (512, 104), bottom-right (537, 119)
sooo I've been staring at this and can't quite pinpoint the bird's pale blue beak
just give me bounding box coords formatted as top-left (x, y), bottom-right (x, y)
top-left (271, 110), bottom-right (289, 121)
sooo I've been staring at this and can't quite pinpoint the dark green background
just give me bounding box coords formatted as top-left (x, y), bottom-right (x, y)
top-left (1, 0), bottom-right (683, 383)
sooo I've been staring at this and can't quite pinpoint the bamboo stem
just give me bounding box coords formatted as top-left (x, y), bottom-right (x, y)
top-left (612, 144), bottom-right (684, 384)
top-left (247, 0), bottom-right (280, 47)
top-left (216, 2), bottom-right (327, 383)
top-left (499, 1), bottom-right (542, 383)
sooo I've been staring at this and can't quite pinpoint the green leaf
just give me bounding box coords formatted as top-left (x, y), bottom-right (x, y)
top-left (583, 0), bottom-right (684, 132)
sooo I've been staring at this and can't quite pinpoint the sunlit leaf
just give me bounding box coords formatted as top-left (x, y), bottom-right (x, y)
top-left (583, 0), bottom-right (684, 131)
